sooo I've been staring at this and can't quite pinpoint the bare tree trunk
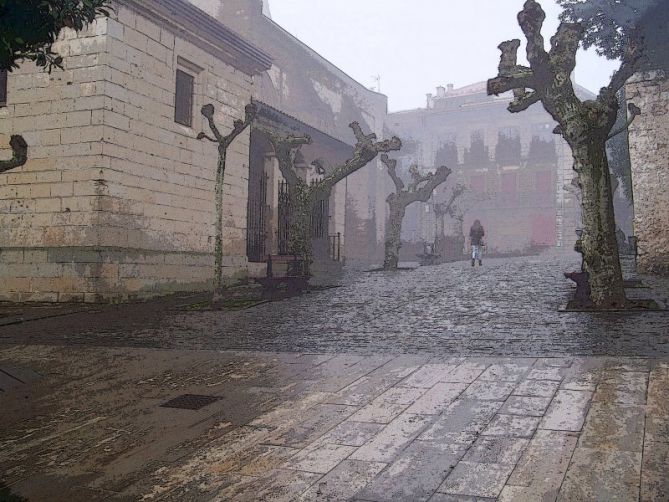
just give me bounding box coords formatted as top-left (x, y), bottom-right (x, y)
top-left (288, 182), bottom-right (315, 273)
top-left (573, 140), bottom-right (626, 307)
top-left (213, 150), bottom-right (226, 299)
top-left (384, 196), bottom-right (405, 269)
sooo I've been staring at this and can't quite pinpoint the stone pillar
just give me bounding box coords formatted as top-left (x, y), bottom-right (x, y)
top-left (627, 70), bottom-right (669, 274)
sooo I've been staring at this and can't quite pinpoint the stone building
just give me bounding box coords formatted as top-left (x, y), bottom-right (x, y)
top-left (625, 3), bottom-right (669, 275)
top-left (387, 82), bottom-right (592, 256)
top-left (0, 0), bottom-right (389, 302)
top-left (627, 71), bottom-right (669, 274)
top-left (189, 0), bottom-right (392, 267)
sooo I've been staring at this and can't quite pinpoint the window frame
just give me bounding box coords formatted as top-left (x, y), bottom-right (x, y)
top-left (174, 68), bottom-right (195, 127)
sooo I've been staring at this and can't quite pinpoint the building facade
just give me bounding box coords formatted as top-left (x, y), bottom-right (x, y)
top-left (187, 0), bottom-right (392, 266)
top-left (387, 83), bottom-right (588, 256)
top-left (0, 0), bottom-right (393, 302)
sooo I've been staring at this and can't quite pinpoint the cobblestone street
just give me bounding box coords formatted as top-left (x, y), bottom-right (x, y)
top-left (1, 255), bottom-right (669, 501)
top-left (2, 255), bottom-right (669, 356)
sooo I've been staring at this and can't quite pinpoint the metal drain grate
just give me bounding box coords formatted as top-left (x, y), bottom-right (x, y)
top-left (160, 394), bottom-right (222, 410)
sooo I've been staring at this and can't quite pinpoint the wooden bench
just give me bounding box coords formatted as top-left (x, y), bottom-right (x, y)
top-left (255, 255), bottom-right (309, 294)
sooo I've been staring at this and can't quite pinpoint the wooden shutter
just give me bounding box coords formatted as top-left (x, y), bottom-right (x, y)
top-left (174, 69), bottom-right (194, 126)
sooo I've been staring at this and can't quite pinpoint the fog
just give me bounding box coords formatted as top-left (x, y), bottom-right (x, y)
top-left (270, 0), bottom-right (621, 111)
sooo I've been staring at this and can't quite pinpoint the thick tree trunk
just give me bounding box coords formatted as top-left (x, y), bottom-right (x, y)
top-left (573, 140), bottom-right (627, 308)
top-left (384, 197), bottom-right (406, 270)
top-left (287, 182), bottom-right (314, 274)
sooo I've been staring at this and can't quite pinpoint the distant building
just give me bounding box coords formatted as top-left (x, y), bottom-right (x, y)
top-left (387, 82), bottom-right (593, 255)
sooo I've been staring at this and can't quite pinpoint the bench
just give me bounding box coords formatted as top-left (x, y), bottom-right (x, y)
top-left (255, 255), bottom-right (309, 294)
top-left (417, 252), bottom-right (441, 266)
top-left (564, 270), bottom-right (592, 308)
top-left (417, 243), bottom-right (440, 266)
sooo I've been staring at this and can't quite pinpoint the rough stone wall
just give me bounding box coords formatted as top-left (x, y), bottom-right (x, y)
top-left (627, 70), bottom-right (669, 274)
top-left (0, 19), bottom-right (109, 301)
top-left (0, 5), bottom-right (256, 301)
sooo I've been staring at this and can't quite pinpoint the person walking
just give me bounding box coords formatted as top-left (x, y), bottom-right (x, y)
top-left (469, 220), bottom-right (485, 267)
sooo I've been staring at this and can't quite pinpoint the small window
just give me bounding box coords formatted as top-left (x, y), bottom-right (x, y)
top-left (0, 70), bottom-right (7, 107)
top-left (174, 69), bottom-right (194, 126)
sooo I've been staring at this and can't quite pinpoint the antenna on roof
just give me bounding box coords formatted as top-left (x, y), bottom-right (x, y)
top-left (371, 74), bottom-right (381, 93)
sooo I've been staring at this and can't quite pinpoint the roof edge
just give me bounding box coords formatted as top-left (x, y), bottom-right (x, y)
top-left (119, 0), bottom-right (273, 75)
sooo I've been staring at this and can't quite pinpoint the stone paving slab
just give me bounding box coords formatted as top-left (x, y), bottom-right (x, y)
top-left (358, 442), bottom-right (467, 502)
top-left (298, 459), bottom-right (387, 501)
top-left (438, 461), bottom-right (515, 498)
top-left (557, 448), bottom-right (642, 502)
top-left (539, 389), bottom-right (593, 431)
top-left (2, 347), bottom-right (669, 501)
top-left (502, 429), bottom-right (578, 500)
top-left (349, 413), bottom-right (433, 463)
top-left (578, 402), bottom-right (646, 452)
top-left (641, 440), bottom-right (669, 502)
top-left (405, 383), bottom-right (468, 415)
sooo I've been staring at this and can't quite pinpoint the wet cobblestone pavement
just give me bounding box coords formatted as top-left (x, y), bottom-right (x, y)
top-left (2, 254), bottom-right (669, 357)
top-left (2, 254), bottom-right (669, 501)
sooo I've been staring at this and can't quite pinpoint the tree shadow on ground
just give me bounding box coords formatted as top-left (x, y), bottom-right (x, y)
top-left (0, 482), bottom-right (29, 502)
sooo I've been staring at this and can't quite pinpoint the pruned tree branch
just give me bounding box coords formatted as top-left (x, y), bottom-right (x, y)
top-left (508, 91), bottom-right (541, 112)
top-left (518, 0), bottom-right (550, 68)
top-left (407, 165), bottom-right (437, 192)
top-left (0, 135), bottom-right (28, 173)
top-left (199, 103), bottom-right (257, 149)
top-left (548, 22), bottom-right (583, 79)
top-left (607, 102), bottom-right (641, 140)
top-left (200, 104), bottom-right (225, 144)
top-left (380, 154), bottom-right (404, 192)
top-left (320, 122), bottom-right (401, 189)
top-left (434, 184), bottom-right (466, 219)
top-left (487, 39), bottom-right (537, 101)
top-left (412, 166), bottom-right (452, 203)
top-left (266, 132), bottom-right (313, 187)
top-left (602, 37), bottom-right (643, 102)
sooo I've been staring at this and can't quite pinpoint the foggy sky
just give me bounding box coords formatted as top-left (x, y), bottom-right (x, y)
top-left (269, 0), bottom-right (621, 112)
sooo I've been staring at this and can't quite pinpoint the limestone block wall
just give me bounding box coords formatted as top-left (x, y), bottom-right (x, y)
top-left (627, 70), bottom-right (669, 274)
top-left (0, 19), bottom-right (109, 301)
top-left (0, 4), bottom-right (259, 301)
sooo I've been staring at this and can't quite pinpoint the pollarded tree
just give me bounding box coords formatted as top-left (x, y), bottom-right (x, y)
top-left (381, 155), bottom-right (451, 270)
top-left (433, 184), bottom-right (467, 262)
top-left (1, 0), bottom-right (113, 175)
top-left (487, 0), bottom-right (652, 309)
top-left (268, 123), bottom-right (401, 271)
top-left (197, 103), bottom-right (256, 301)
top-left (433, 184), bottom-right (467, 239)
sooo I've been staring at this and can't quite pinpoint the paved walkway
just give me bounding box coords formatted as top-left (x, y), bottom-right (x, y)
top-left (1, 255), bottom-right (669, 501)
top-left (1, 349), bottom-right (667, 501)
